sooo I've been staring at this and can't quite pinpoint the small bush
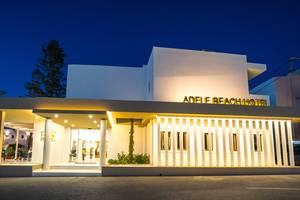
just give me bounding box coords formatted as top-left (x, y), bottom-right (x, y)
top-left (108, 152), bottom-right (150, 165)
top-left (134, 153), bottom-right (150, 164)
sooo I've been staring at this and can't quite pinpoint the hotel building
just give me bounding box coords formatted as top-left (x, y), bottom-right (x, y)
top-left (1, 47), bottom-right (299, 176)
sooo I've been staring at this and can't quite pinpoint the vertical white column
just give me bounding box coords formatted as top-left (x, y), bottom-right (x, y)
top-left (0, 111), bottom-right (5, 164)
top-left (157, 118), bottom-right (161, 166)
top-left (242, 120), bottom-right (248, 166)
top-left (274, 121), bottom-right (282, 166)
top-left (100, 119), bottom-right (107, 167)
top-left (207, 119), bottom-right (213, 167)
top-left (280, 121), bottom-right (288, 166)
top-left (256, 121), bottom-right (262, 167)
top-left (152, 119), bottom-right (158, 166)
top-left (249, 120), bottom-right (255, 167)
top-left (222, 119), bottom-right (227, 167)
top-left (228, 119), bottom-right (234, 166)
top-left (262, 121), bottom-right (269, 166)
top-left (268, 120), bottom-right (275, 166)
top-left (286, 120), bottom-right (295, 166)
top-left (200, 118), bottom-right (205, 166)
top-left (187, 119), bottom-right (191, 166)
top-left (193, 118), bottom-right (198, 166)
top-left (172, 118), bottom-right (177, 166)
top-left (164, 119), bottom-right (169, 167)
top-left (14, 128), bottom-right (20, 160)
top-left (236, 120), bottom-right (242, 167)
top-left (179, 118), bottom-right (183, 167)
top-left (43, 118), bottom-right (52, 170)
top-left (215, 119), bottom-right (220, 167)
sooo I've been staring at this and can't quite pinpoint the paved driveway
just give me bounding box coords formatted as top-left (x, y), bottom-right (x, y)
top-left (1, 175), bottom-right (300, 200)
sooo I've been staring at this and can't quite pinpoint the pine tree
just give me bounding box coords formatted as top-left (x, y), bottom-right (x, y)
top-left (25, 40), bottom-right (66, 97)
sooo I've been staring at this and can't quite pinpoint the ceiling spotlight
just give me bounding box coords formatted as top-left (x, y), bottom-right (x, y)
top-left (97, 124), bottom-right (100, 128)
top-left (71, 124), bottom-right (75, 127)
top-left (88, 115), bottom-right (93, 119)
top-left (64, 120), bottom-right (68, 123)
top-left (54, 114), bottom-right (59, 118)
top-left (35, 116), bottom-right (40, 119)
top-left (93, 120), bottom-right (97, 124)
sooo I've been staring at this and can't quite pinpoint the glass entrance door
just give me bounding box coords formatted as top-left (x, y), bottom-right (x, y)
top-left (70, 129), bottom-right (100, 164)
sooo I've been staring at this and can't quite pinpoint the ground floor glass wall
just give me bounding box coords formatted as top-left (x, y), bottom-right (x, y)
top-left (70, 129), bottom-right (100, 164)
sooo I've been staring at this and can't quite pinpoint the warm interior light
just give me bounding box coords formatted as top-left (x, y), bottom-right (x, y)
top-left (71, 124), bottom-right (75, 127)
top-left (54, 114), bottom-right (59, 118)
top-left (4, 129), bottom-right (10, 136)
top-left (97, 124), bottom-right (100, 128)
top-left (93, 120), bottom-right (97, 124)
top-left (89, 115), bottom-right (93, 119)
top-left (64, 120), bottom-right (68, 123)
top-left (35, 116), bottom-right (40, 119)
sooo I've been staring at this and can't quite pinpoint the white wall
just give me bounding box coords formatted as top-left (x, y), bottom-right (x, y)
top-left (151, 47), bottom-right (263, 102)
top-left (32, 119), bottom-right (70, 165)
top-left (66, 65), bottom-right (146, 100)
top-left (107, 124), bottom-right (144, 160)
top-left (66, 47), bottom-right (268, 103)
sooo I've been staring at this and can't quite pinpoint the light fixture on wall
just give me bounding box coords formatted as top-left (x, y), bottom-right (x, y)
top-left (54, 114), bottom-right (59, 118)
top-left (89, 115), bottom-right (93, 119)
top-left (64, 120), bottom-right (68, 123)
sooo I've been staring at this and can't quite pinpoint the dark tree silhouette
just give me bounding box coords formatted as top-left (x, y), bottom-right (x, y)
top-left (25, 40), bottom-right (66, 97)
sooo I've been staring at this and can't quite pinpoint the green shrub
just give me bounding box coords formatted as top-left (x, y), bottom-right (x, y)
top-left (134, 153), bottom-right (150, 164)
top-left (108, 152), bottom-right (150, 165)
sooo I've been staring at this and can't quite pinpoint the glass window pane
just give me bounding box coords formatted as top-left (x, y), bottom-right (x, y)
top-left (183, 132), bottom-right (187, 150)
top-left (253, 133), bottom-right (257, 152)
top-left (233, 133), bottom-right (238, 151)
top-left (204, 133), bottom-right (209, 151)
top-left (160, 131), bottom-right (165, 150)
top-left (177, 132), bottom-right (180, 150)
top-left (168, 132), bottom-right (171, 150)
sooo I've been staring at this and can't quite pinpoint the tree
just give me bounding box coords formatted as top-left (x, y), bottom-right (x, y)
top-left (128, 119), bottom-right (134, 163)
top-left (25, 40), bottom-right (66, 97)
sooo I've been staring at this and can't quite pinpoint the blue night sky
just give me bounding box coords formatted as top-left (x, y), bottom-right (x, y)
top-left (0, 0), bottom-right (300, 97)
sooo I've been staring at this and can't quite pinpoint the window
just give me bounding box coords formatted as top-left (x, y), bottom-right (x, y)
top-left (161, 131), bottom-right (172, 150)
top-left (183, 132), bottom-right (187, 150)
top-left (177, 132), bottom-right (180, 150)
top-left (253, 134), bottom-right (257, 152)
top-left (168, 132), bottom-right (171, 150)
top-left (233, 133), bottom-right (238, 151)
top-left (160, 131), bottom-right (165, 150)
top-left (204, 133), bottom-right (209, 151)
top-left (259, 134), bottom-right (263, 152)
top-left (253, 133), bottom-right (263, 152)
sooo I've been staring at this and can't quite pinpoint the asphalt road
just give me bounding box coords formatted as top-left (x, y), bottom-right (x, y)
top-left (1, 175), bottom-right (300, 200)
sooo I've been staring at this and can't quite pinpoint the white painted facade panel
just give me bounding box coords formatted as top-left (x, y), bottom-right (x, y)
top-left (66, 65), bottom-right (146, 100)
top-left (66, 47), bottom-right (269, 103)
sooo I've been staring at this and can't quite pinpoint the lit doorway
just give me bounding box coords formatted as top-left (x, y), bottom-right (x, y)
top-left (70, 129), bottom-right (100, 164)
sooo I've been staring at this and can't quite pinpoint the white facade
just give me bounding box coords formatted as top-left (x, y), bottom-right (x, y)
top-left (66, 47), bottom-right (268, 103)
top-left (25, 47), bottom-right (295, 169)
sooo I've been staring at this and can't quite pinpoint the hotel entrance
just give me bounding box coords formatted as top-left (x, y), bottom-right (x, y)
top-left (70, 129), bottom-right (101, 164)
